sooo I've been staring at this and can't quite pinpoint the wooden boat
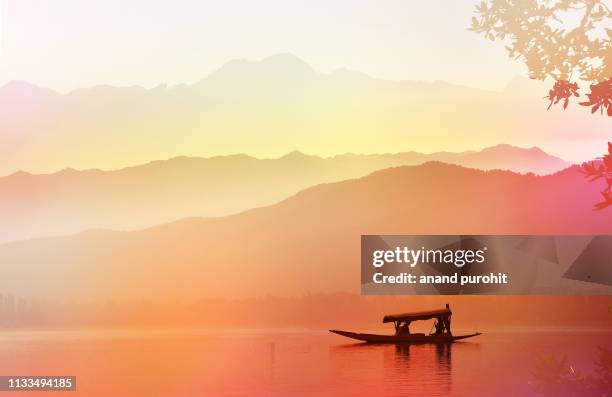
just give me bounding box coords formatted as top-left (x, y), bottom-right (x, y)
top-left (330, 304), bottom-right (482, 344)
top-left (329, 329), bottom-right (481, 343)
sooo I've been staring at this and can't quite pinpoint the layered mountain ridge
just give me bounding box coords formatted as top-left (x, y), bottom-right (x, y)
top-left (0, 144), bottom-right (569, 243)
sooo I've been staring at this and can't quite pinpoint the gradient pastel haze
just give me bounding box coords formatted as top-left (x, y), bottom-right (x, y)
top-left (0, 0), bottom-right (523, 92)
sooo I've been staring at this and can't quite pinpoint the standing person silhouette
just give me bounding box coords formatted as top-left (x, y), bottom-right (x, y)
top-left (444, 304), bottom-right (452, 335)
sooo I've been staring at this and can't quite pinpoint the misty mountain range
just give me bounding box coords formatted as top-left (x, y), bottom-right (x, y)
top-left (1, 54), bottom-right (607, 175)
top-left (1, 54), bottom-right (608, 303)
top-left (0, 144), bottom-right (569, 243)
top-left (1, 162), bottom-right (610, 300)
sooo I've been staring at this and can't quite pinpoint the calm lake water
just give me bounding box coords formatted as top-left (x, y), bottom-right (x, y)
top-left (0, 329), bottom-right (609, 396)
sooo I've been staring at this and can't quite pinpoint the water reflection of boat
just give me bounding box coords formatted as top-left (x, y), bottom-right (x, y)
top-left (330, 304), bottom-right (481, 344)
top-left (393, 343), bottom-right (453, 374)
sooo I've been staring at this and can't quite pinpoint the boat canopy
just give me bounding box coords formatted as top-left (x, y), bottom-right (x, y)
top-left (382, 308), bottom-right (451, 323)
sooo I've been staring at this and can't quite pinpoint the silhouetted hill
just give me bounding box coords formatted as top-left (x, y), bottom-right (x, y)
top-left (0, 145), bottom-right (569, 243)
top-left (455, 144), bottom-right (568, 173)
top-left (0, 162), bottom-right (609, 300)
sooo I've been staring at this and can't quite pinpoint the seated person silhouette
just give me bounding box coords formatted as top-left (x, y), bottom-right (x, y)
top-left (397, 321), bottom-right (411, 336)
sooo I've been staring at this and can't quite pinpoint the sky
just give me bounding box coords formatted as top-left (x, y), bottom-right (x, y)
top-left (0, 0), bottom-right (526, 92)
top-left (0, 0), bottom-right (608, 170)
